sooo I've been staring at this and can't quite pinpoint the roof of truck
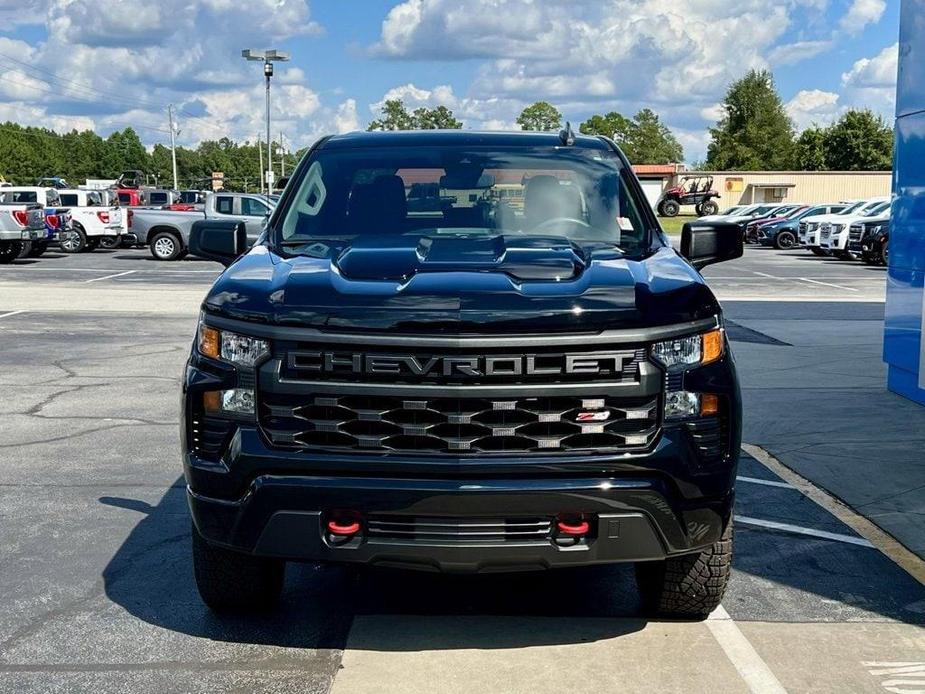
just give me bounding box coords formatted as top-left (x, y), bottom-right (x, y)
top-left (320, 129), bottom-right (611, 150)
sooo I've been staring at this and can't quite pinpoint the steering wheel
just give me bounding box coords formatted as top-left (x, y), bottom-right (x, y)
top-left (530, 217), bottom-right (591, 232)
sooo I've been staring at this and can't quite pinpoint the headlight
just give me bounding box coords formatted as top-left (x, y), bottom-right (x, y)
top-left (198, 322), bottom-right (269, 367)
top-left (651, 329), bottom-right (724, 371)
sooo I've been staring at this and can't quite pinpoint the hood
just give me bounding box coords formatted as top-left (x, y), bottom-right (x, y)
top-left (803, 213), bottom-right (846, 224)
top-left (202, 237), bottom-right (720, 334)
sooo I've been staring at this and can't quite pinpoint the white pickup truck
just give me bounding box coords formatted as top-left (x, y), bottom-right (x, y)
top-left (0, 203), bottom-right (46, 263)
top-left (56, 189), bottom-right (124, 253)
top-left (818, 199), bottom-right (891, 259)
top-left (798, 198), bottom-right (888, 255)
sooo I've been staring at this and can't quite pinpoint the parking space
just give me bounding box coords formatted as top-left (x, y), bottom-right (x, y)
top-left (0, 263), bottom-right (922, 692)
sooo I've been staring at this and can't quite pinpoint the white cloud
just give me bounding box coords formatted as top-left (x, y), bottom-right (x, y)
top-left (838, 42), bottom-right (898, 121)
top-left (839, 0), bottom-right (886, 35)
top-left (700, 103), bottom-right (726, 123)
top-left (0, 0), bottom-right (343, 151)
top-left (768, 40), bottom-right (833, 66)
top-left (374, 0), bottom-right (798, 107)
top-left (842, 42), bottom-right (898, 89)
top-left (786, 89), bottom-right (841, 129)
top-left (333, 99), bottom-right (360, 133)
top-left (0, 70), bottom-right (49, 101)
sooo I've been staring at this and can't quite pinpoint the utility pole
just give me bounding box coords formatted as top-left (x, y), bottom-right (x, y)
top-left (279, 131), bottom-right (285, 179)
top-left (257, 134), bottom-right (265, 196)
top-left (167, 104), bottom-right (179, 191)
top-left (242, 49), bottom-right (289, 195)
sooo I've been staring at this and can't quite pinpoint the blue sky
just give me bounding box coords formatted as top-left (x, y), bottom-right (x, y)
top-left (0, 0), bottom-right (901, 163)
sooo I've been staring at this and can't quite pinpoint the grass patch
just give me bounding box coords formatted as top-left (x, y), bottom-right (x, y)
top-left (657, 215), bottom-right (698, 235)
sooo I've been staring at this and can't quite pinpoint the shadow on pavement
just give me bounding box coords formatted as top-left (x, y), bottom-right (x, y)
top-left (101, 468), bottom-right (925, 652)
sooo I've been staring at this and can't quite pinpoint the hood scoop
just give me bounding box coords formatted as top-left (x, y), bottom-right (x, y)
top-left (334, 235), bottom-right (586, 282)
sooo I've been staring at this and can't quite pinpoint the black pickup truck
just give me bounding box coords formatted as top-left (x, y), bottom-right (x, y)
top-left (183, 130), bottom-right (743, 618)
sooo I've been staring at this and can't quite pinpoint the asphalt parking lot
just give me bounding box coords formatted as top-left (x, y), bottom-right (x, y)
top-left (1, 245), bottom-right (922, 693)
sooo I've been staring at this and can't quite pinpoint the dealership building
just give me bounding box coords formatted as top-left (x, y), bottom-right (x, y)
top-left (633, 166), bottom-right (892, 210)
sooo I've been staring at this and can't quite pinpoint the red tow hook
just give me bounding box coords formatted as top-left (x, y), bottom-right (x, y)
top-left (327, 519), bottom-right (361, 536)
top-left (556, 518), bottom-right (590, 537)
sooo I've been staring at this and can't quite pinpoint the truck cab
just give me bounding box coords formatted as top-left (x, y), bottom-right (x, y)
top-left (56, 189), bottom-right (125, 253)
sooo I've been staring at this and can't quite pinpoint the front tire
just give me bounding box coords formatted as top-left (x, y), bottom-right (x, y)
top-left (635, 521), bottom-right (732, 619)
top-left (661, 200), bottom-right (680, 217)
top-left (774, 231), bottom-right (797, 250)
top-left (99, 236), bottom-right (121, 250)
top-left (150, 232), bottom-right (182, 261)
top-left (880, 240), bottom-right (889, 266)
top-left (192, 524), bottom-right (285, 613)
top-left (59, 227), bottom-right (86, 253)
top-left (810, 247), bottom-right (828, 257)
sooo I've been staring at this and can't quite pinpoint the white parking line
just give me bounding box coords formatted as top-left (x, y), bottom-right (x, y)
top-left (84, 270), bottom-right (136, 283)
top-left (863, 662), bottom-right (925, 693)
top-left (0, 310), bottom-right (27, 320)
top-left (798, 277), bottom-right (858, 291)
top-left (735, 514), bottom-right (875, 547)
top-left (751, 270), bottom-right (778, 278)
top-left (743, 443), bottom-right (925, 585)
top-left (736, 475), bottom-right (793, 489)
top-left (706, 605), bottom-right (789, 694)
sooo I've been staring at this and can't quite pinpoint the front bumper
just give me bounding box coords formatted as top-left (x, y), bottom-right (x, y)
top-left (188, 462), bottom-right (733, 572)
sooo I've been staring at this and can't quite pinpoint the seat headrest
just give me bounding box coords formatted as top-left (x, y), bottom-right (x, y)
top-left (523, 175), bottom-right (582, 229)
top-left (348, 174), bottom-right (407, 232)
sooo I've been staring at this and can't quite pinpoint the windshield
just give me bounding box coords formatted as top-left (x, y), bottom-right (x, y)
top-left (721, 206), bottom-right (743, 215)
top-left (276, 145), bottom-right (652, 255)
top-left (782, 206), bottom-right (807, 218)
top-left (838, 201), bottom-right (867, 215)
top-left (864, 201), bottom-right (890, 216)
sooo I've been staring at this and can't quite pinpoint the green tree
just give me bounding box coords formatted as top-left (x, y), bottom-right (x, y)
top-left (793, 126), bottom-right (828, 171)
top-left (368, 99), bottom-right (463, 131)
top-left (822, 110), bottom-right (893, 171)
top-left (579, 109), bottom-right (683, 163)
top-left (412, 105), bottom-right (462, 129)
top-left (368, 99), bottom-right (415, 131)
top-left (579, 111), bottom-right (634, 151)
top-left (516, 101), bottom-right (562, 131)
top-left (626, 108), bottom-right (684, 164)
top-left (705, 69), bottom-right (795, 170)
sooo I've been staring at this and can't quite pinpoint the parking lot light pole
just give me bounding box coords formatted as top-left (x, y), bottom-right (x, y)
top-left (242, 49), bottom-right (290, 196)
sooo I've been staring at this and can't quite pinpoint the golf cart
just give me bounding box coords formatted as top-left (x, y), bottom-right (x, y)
top-left (656, 175), bottom-right (721, 217)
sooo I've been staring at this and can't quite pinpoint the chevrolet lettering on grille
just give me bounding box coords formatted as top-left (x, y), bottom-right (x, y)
top-left (288, 351), bottom-right (637, 378)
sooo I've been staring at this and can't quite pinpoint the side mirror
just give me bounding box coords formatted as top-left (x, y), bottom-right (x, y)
top-left (190, 220), bottom-right (247, 266)
top-left (681, 222), bottom-right (744, 270)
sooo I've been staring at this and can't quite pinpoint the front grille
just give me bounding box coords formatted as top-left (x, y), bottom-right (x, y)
top-left (820, 224), bottom-right (831, 240)
top-left (366, 515), bottom-right (553, 545)
top-left (261, 393), bottom-right (660, 454)
top-left (848, 225), bottom-right (864, 243)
